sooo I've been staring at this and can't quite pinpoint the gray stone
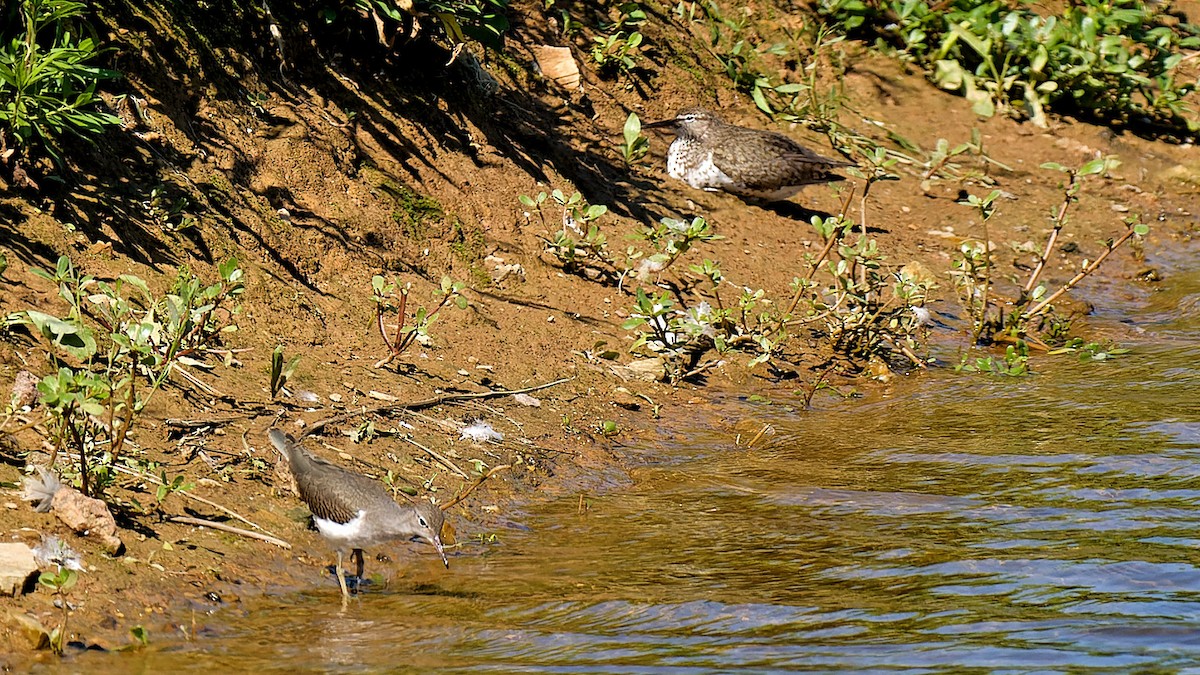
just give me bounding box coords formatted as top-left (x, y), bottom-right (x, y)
top-left (0, 543), bottom-right (39, 596)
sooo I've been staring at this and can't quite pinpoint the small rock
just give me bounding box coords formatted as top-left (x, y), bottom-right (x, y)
top-left (611, 388), bottom-right (642, 410)
top-left (626, 357), bottom-right (667, 382)
top-left (328, 393), bottom-right (343, 403)
top-left (23, 469), bottom-right (123, 554)
top-left (0, 543), bottom-right (38, 596)
top-left (6, 612), bottom-right (50, 649)
top-left (10, 370), bottom-right (39, 410)
top-left (512, 393), bottom-right (541, 407)
top-left (531, 45), bottom-right (581, 90)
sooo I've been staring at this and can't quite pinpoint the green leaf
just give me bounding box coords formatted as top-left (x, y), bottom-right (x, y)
top-left (751, 85), bottom-right (772, 114)
top-left (25, 310), bottom-right (97, 360)
top-left (622, 112), bottom-right (642, 146)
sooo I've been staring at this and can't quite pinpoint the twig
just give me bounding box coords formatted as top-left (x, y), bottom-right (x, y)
top-left (303, 377), bottom-right (574, 438)
top-left (402, 436), bottom-right (470, 479)
top-left (174, 365), bottom-right (222, 396)
top-left (170, 516), bottom-right (292, 549)
top-left (165, 415), bottom-right (247, 430)
top-left (441, 464), bottom-right (512, 510)
top-left (742, 424), bottom-right (773, 449)
top-left (1024, 226), bottom-right (1140, 318)
top-left (111, 464), bottom-right (280, 537)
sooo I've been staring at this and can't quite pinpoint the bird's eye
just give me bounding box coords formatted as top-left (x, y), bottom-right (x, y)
top-left (418, 516), bottom-right (429, 528)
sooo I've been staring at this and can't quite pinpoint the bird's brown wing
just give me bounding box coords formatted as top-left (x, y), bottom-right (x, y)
top-left (712, 128), bottom-right (850, 190)
top-left (294, 455), bottom-right (390, 525)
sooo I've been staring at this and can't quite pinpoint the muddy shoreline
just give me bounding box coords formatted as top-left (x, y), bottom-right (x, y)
top-left (3, 0), bottom-right (1200, 667)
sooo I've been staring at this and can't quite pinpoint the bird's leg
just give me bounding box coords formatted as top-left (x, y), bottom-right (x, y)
top-left (353, 548), bottom-right (365, 581)
top-left (335, 549), bottom-right (350, 603)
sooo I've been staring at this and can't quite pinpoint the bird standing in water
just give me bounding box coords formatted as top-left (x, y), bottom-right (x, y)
top-left (269, 429), bottom-right (448, 604)
top-left (642, 107), bottom-right (852, 202)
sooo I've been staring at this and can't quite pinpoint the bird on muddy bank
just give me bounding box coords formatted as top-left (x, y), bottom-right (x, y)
top-left (641, 107), bottom-right (852, 202)
top-left (268, 429), bottom-right (448, 604)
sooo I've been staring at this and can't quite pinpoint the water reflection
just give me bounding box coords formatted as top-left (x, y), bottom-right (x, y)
top-left (82, 257), bottom-right (1200, 672)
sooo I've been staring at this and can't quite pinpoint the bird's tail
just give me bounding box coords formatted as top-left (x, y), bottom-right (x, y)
top-left (268, 428), bottom-right (310, 470)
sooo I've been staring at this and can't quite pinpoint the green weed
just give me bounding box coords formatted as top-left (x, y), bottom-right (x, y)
top-left (0, 0), bottom-right (122, 165)
top-left (821, 0), bottom-right (1200, 131)
top-left (371, 274), bottom-right (468, 368)
top-left (18, 256), bottom-right (244, 496)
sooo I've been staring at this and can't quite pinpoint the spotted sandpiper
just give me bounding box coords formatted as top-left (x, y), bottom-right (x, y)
top-left (642, 107), bottom-right (852, 202)
top-left (268, 429), bottom-right (448, 603)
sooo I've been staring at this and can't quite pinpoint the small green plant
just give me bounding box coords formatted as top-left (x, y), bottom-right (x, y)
top-left (591, 31), bottom-right (643, 79)
top-left (620, 112), bottom-right (649, 165)
top-left (950, 157), bottom-right (1145, 351)
top-left (591, 2), bottom-right (647, 81)
top-left (946, 157), bottom-right (1148, 371)
top-left (821, 0), bottom-right (1200, 131)
top-left (371, 274), bottom-right (468, 368)
top-left (525, 191), bottom-right (623, 282)
top-left (629, 216), bottom-right (720, 280)
top-left (269, 344), bottom-right (301, 398)
top-left (22, 256), bottom-right (244, 496)
top-left (950, 189), bottom-right (1001, 344)
top-left (0, 0), bottom-right (122, 166)
top-left (37, 566), bottom-right (77, 655)
top-left (956, 342), bottom-right (1030, 376)
top-left (142, 185), bottom-right (197, 233)
top-left (1047, 338), bottom-right (1130, 361)
top-left (154, 470), bottom-right (193, 510)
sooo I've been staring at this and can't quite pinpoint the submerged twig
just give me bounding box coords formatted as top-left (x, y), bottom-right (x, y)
top-left (441, 464), bottom-right (513, 510)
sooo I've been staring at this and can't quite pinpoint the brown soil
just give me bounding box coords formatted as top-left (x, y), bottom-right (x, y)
top-left (2, 0), bottom-right (1199, 665)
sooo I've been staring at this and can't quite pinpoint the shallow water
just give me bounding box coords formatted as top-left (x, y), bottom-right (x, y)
top-left (75, 246), bottom-right (1200, 672)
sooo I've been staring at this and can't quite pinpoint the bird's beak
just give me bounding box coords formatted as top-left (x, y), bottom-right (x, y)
top-left (430, 536), bottom-right (449, 568)
top-left (641, 118), bottom-right (677, 131)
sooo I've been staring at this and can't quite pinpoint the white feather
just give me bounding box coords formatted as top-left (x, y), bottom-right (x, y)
top-left (460, 420), bottom-right (503, 443)
top-left (314, 510), bottom-right (368, 547)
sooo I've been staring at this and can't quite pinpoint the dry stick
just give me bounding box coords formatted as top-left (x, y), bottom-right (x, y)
top-left (403, 436), bottom-right (470, 479)
top-left (171, 516), bottom-right (291, 549)
top-left (302, 377), bottom-right (574, 438)
top-left (440, 464), bottom-right (513, 511)
top-left (1024, 226), bottom-right (1140, 318)
top-left (109, 463), bottom-right (281, 537)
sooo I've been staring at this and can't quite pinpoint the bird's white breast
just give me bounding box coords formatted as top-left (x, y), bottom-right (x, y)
top-left (314, 510), bottom-right (368, 546)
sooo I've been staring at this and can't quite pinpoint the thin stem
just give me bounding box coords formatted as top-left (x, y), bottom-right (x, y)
top-left (1025, 226), bottom-right (1139, 318)
top-left (392, 289), bottom-right (408, 354)
top-left (1023, 172), bottom-right (1077, 297)
top-left (973, 216), bottom-right (992, 344)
